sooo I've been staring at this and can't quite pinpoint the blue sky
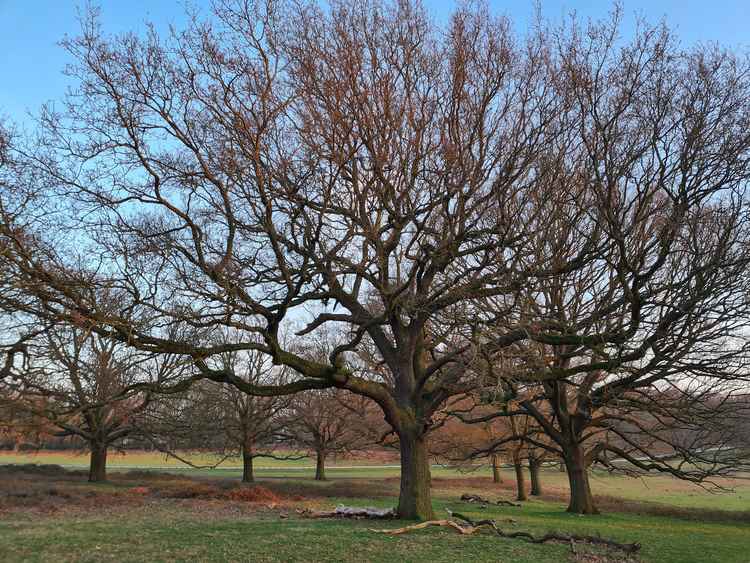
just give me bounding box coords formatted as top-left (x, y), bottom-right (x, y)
top-left (1, 1), bottom-right (748, 123)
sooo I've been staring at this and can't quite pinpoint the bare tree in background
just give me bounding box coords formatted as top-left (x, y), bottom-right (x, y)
top-left (0, 389), bottom-right (57, 451)
top-left (282, 389), bottom-right (371, 480)
top-left (527, 446), bottom-right (547, 497)
top-left (449, 10), bottom-right (750, 513)
top-left (471, 148), bottom-right (750, 513)
top-left (0, 321), bottom-right (179, 481)
top-left (436, 392), bottom-right (555, 498)
top-left (449, 398), bottom-right (550, 501)
top-left (203, 349), bottom-right (296, 483)
top-left (430, 400), bottom-right (509, 485)
top-left (146, 347), bottom-right (295, 483)
top-left (1, 1), bottom-right (750, 519)
top-left (469, 196), bottom-right (750, 513)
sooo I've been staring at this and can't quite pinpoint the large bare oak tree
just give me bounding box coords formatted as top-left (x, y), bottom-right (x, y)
top-left (1, 2), bottom-right (750, 519)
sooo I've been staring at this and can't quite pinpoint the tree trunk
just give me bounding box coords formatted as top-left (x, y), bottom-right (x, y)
top-left (491, 454), bottom-right (502, 483)
top-left (242, 447), bottom-right (254, 483)
top-left (513, 454), bottom-right (527, 501)
top-left (315, 450), bottom-right (326, 481)
top-left (397, 431), bottom-right (435, 520)
top-left (513, 461), bottom-right (527, 501)
top-left (563, 445), bottom-right (598, 514)
top-left (529, 458), bottom-right (542, 496)
top-left (88, 442), bottom-right (107, 482)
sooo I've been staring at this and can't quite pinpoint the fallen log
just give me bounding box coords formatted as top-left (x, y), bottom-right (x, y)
top-left (460, 493), bottom-right (521, 507)
top-left (298, 505), bottom-right (397, 519)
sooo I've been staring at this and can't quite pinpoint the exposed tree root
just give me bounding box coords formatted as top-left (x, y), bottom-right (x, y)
top-left (370, 510), bottom-right (641, 555)
top-left (460, 493), bottom-right (522, 507)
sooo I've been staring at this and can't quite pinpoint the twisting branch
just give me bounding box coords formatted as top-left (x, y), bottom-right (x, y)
top-left (371, 510), bottom-right (641, 555)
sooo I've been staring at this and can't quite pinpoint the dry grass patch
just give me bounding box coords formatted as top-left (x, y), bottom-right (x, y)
top-left (223, 485), bottom-right (282, 503)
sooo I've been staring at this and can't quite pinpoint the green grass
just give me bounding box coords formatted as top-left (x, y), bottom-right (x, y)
top-left (0, 491), bottom-right (747, 563)
top-left (3, 449), bottom-right (746, 511)
top-left (1, 450), bottom-right (748, 562)
top-left (0, 450), bottom-right (318, 469)
top-left (0, 511), bottom-right (571, 563)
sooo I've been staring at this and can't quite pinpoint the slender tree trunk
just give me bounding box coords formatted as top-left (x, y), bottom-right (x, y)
top-left (397, 430), bottom-right (435, 520)
top-left (513, 452), bottom-right (527, 501)
top-left (563, 444), bottom-right (598, 514)
top-left (529, 458), bottom-right (542, 496)
top-left (491, 454), bottom-right (502, 484)
top-left (88, 442), bottom-right (108, 482)
top-left (315, 450), bottom-right (326, 481)
top-left (242, 445), bottom-right (254, 483)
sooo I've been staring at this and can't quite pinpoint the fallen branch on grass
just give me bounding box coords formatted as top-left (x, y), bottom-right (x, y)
top-left (449, 511), bottom-right (641, 554)
top-left (460, 493), bottom-right (521, 507)
top-left (370, 510), bottom-right (641, 555)
top-left (297, 505), bottom-right (397, 519)
top-left (371, 519), bottom-right (475, 535)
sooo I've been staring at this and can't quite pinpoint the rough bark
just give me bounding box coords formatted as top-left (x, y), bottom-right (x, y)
top-left (88, 442), bottom-right (108, 482)
top-left (491, 454), bottom-right (502, 484)
top-left (529, 458), bottom-right (542, 496)
top-left (513, 455), bottom-right (527, 501)
top-left (397, 431), bottom-right (435, 520)
top-left (242, 445), bottom-right (255, 483)
top-left (563, 445), bottom-right (598, 514)
top-left (315, 450), bottom-right (326, 481)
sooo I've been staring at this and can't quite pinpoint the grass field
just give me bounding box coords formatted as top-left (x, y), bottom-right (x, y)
top-left (3, 449), bottom-right (748, 511)
top-left (0, 450), bottom-right (748, 562)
